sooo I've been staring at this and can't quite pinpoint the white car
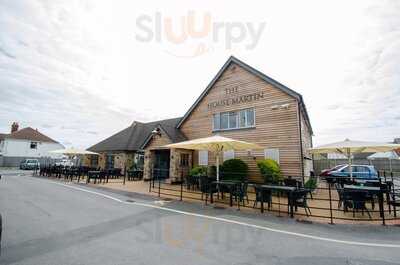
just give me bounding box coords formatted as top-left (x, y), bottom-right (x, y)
top-left (55, 159), bottom-right (74, 167)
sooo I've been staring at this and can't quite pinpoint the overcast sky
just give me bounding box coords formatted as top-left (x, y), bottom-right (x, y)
top-left (0, 0), bottom-right (399, 148)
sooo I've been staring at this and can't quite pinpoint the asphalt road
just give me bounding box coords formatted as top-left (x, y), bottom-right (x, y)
top-left (0, 173), bottom-right (400, 265)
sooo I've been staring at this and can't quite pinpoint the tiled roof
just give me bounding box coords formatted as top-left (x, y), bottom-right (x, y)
top-left (0, 127), bottom-right (59, 143)
top-left (87, 117), bottom-right (186, 152)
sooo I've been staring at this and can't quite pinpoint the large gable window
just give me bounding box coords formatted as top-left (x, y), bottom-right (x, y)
top-left (213, 108), bottom-right (255, 131)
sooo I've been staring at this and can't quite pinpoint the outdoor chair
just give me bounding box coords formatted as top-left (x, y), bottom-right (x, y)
top-left (185, 175), bottom-right (199, 190)
top-left (199, 175), bottom-right (218, 204)
top-left (388, 189), bottom-right (400, 217)
top-left (290, 189), bottom-right (312, 216)
top-left (346, 190), bottom-right (371, 219)
top-left (283, 177), bottom-right (298, 187)
top-left (253, 185), bottom-right (272, 210)
top-left (231, 182), bottom-right (249, 205)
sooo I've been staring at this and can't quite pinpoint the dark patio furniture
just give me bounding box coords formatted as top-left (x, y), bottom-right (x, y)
top-left (335, 183), bottom-right (350, 210)
top-left (87, 171), bottom-right (101, 184)
top-left (255, 185), bottom-right (297, 217)
top-left (345, 190), bottom-right (372, 219)
top-left (388, 189), bottom-right (400, 217)
top-left (283, 177), bottom-right (298, 187)
top-left (253, 185), bottom-right (272, 210)
top-left (231, 182), bottom-right (249, 205)
top-left (185, 175), bottom-right (199, 190)
top-left (344, 184), bottom-right (383, 218)
top-left (199, 175), bottom-right (218, 204)
top-left (290, 189), bottom-right (312, 216)
top-left (210, 180), bottom-right (240, 207)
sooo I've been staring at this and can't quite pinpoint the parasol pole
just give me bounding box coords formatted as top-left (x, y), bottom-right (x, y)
top-left (347, 148), bottom-right (353, 181)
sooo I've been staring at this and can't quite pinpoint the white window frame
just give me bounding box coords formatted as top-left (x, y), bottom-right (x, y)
top-left (223, 150), bottom-right (235, 161)
top-left (212, 107), bottom-right (255, 131)
top-left (198, 150), bottom-right (208, 166)
top-left (264, 148), bottom-right (280, 164)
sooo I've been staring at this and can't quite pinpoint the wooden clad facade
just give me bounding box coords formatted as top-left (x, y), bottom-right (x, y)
top-left (92, 56), bottom-right (313, 183)
top-left (177, 61), bottom-right (312, 182)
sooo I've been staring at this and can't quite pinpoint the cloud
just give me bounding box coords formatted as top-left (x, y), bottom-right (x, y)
top-left (0, 0), bottom-right (399, 149)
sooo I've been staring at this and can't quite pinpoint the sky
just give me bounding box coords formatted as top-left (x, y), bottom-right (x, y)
top-left (0, 0), bottom-right (399, 148)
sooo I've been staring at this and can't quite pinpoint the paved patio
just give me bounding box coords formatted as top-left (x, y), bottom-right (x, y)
top-left (73, 177), bottom-right (400, 225)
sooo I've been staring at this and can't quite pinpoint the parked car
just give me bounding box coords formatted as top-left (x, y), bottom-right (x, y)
top-left (55, 159), bottom-right (74, 167)
top-left (19, 159), bottom-right (40, 170)
top-left (320, 164), bottom-right (378, 181)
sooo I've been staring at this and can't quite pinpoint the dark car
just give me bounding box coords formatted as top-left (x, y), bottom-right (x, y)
top-left (19, 159), bottom-right (40, 170)
top-left (320, 164), bottom-right (378, 182)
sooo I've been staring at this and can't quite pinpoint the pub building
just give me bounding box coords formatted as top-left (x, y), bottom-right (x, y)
top-left (87, 56), bottom-right (313, 183)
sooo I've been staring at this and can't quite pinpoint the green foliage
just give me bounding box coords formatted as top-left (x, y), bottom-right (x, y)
top-left (189, 165), bottom-right (207, 176)
top-left (220, 158), bottom-right (248, 182)
top-left (304, 177), bottom-right (318, 190)
top-left (256, 159), bottom-right (283, 184)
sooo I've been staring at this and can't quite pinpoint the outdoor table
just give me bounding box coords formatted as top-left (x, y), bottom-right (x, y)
top-left (87, 171), bottom-right (101, 184)
top-left (257, 185), bottom-right (297, 217)
top-left (210, 180), bottom-right (241, 207)
top-left (344, 185), bottom-right (384, 218)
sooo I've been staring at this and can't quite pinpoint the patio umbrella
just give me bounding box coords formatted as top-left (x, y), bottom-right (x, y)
top-left (309, 139), bottom-right (400, 179)
top-left (164, 135), bottom-right (261, 181)
top-left (367, 151), bottom-right (400, 172)
top-left (50, 148), bottom-right (99, 166)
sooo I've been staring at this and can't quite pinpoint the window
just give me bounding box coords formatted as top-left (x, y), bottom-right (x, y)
top-left (180, 153), bottom-right (189, 167)
top-left (198, 150), bottom-right (208, 165)
top-left (264, 149), bottom-right (279, 164)
top-left (30, 142), bottom-right (37, 149)
top-left (220, 112), bottom-right (229, 129)
top-left (213, 113), bottom-right (220, 130)
top-left (223, 150), bottom-right (235, 161)
top-left (90, 155), bottom-right (98, 167)
top-left (213, 108), bottom-right (255, 131)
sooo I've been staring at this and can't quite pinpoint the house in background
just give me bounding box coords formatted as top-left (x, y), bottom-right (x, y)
top-left (0, 122), bottom-right (64, 167)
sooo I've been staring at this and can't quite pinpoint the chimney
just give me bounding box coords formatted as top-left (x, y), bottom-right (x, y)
top-left (11, 122), bottom-right (19, 133)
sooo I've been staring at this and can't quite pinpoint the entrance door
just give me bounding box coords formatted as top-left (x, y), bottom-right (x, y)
top-left (153, 150), bottom-right (170, 179)
top-left (106, 154), bottom-right (114, 169)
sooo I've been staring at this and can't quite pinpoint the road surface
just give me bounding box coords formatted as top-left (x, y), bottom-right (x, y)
top-left (0, 172), bottom-right (400, 265)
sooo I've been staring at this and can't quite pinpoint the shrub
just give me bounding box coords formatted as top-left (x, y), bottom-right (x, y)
top-left (189, 165), bottom-right (207, 176)
top-left (304, 177), bottom-right (317, 190)
top-left (256, 159), bottom-right (283, 184)
top-left (220, 158), bottom-right (248, 182)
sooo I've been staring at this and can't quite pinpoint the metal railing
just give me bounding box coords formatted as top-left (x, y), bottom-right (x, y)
top-left (148, 169), bottom-right (400, 225)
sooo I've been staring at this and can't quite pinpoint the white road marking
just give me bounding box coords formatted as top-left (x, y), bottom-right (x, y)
top-left (44, 178), bottom-right (400, 248)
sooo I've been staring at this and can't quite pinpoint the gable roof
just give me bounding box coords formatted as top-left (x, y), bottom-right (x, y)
top-left (176, 56), bottom-right (313, 134)
top-left (0, 127), bottom-right (59, 143)
top-left (88, 117), bottom-right (186, 152)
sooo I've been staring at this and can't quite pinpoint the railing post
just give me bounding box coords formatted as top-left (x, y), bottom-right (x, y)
top-left (180, 179), bottom-right (183, 201)
top-left (328, 181), bottom-right (334, 225)
top-left (152, 168), bottom-right (155, 189)
top-left (123, 165), bottom-right (126, 185)
top-left (380, 190), bottom-right (386, 226)
top-left (158, 174), bottom-right (161, 198)
top-left (149, 176), bottom-right (152, 193)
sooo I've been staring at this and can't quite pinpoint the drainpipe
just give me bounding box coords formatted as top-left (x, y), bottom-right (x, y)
top-left (297, 101), bottom-right (305, 178)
